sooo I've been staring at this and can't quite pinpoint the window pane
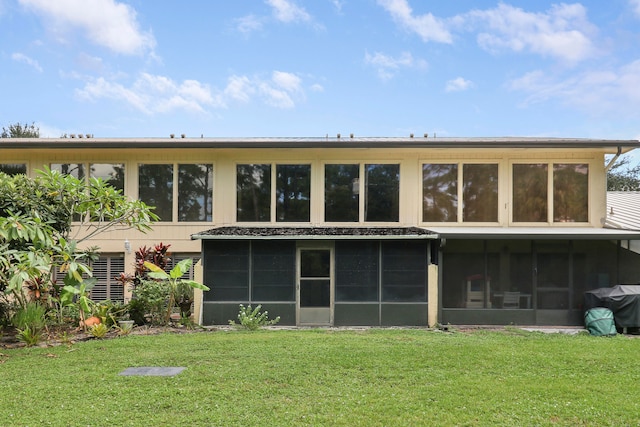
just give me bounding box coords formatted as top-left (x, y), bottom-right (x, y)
top-left (336, 241), bottom-right (379, 302)
top-left (51, 163), bottom-right (85, 180)
top-left (463, 164), bottom-right (498, 222)
top-left (276, 164), bottom-right (310, 222)
top-left (138, 164), bottom-right (173, 221)
top-left (325, 164), bottom-right (359, 222)
top-left (422, 164), bottom-right (457, 222)
top-left (365, 164), bottom-right (400, 222)
top-left (178, 164), bottom-right (213, 222)
top-left (513, 164), bottom-right (547, 222)
top-left (553, 164), bottom-right (588, 222)
top-left (237, 164), bottom-right (271, 222)
top-left (90, 163), bottom-right (125, 192)
top-left (0, 164), bottom-right (26, 176)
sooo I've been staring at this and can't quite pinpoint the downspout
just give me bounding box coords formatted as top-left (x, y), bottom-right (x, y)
top-left (604, 146), bottom-right (623, 172)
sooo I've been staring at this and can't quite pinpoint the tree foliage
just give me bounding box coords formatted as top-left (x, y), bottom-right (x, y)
top-left (1, 122), bottom-right (40, 138)
top-left (607, 156), bottom-right (640, 191)
top-left (0, 168), bottom-right (158, 307)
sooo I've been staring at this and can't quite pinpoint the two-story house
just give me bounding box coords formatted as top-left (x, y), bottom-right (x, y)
top-left (3, 136), bottom-right (640, 327)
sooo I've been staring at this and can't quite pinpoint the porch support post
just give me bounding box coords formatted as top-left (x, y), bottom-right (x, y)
top-left (428, 264), bottom-right (439, 327)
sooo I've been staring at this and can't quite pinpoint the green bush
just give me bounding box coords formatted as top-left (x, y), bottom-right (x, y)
top-left (130, 279), bottom-right (171, 325)
top-left (12, 302), bottom-right (47, 331)
top-left (229, 304), bottom-right (280, 331)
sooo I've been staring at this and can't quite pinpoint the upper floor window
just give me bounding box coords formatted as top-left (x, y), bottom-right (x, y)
top-left (91, 163), bottom-right (125, 192)
top-left (325, 164), bottom-right (359, 222)
top-left (422, 163), bottom-right (498, 223)
top-left (51, 163), bottom-right (86, 180)
top-left (138, 163), bottom-right (213, 222)
top-left (0, 163), bottom-right (27, 176)
top-left (236, 163), bottom-right (310, 223)
top-left (553, 163), bottom-right (588, 222)
top-left (512, 163), bottom-right (589, 223)
top-left (325, 163), bottom-right (400, 223)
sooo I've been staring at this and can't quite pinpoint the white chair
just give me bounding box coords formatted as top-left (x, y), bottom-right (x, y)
top-left (502, 292), bottom-right (520, 309)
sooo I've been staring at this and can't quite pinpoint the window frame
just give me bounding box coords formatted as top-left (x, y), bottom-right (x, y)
top-left (235, 162), bottom-right (312, 224)
top-left (138, 162), bottom-right (214, 223)
top-left (510, 161), bottom-right (590, 225)
top-left (421, 161), bottom-right (500, 225)
top-left (322, 162), bottom-right (401, 224)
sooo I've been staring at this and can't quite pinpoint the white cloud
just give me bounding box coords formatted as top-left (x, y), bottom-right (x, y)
top-left (76, 73), bottom-right (216, 114)
top-left (445, 77), bottom-right (473, 92)
top-left (11, 52), bottom-right (43, 72)
top-left (630, 0), bottom-right (640, 17)
top-left (236, 15), bottom-right (264, 34)
top-left (266, 0), bottom-right (311, 23)
top-left (222, 71), bottom-right (306, 108)
top-left (377, 0), bottom-right (453, 43)
top-left (364, 50), bottom-right (427, 80)
top-left (465, 3), bottom-right (596, 64)
top-left (508, 60), bottom-right (640, 117)
top-left (19, 0), bottom-right (155, 55)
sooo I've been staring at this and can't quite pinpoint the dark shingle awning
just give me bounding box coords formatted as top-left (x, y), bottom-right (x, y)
top-left (192, 226), bottom-right (437, 240)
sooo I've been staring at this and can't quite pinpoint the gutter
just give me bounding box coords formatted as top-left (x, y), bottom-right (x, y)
top-left (605, 146), bottom-right (623, 172)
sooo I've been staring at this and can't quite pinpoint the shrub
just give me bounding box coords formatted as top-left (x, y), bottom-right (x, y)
top-left (130, 279), bottom-right (171, 325)
top-left (229, 304), bottom-right (280, 331)
top-left (90, 323), bottom-right (109, 339)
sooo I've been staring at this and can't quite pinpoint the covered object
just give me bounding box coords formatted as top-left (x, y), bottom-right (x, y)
top-left (584, 285), bottom-right (640, 328)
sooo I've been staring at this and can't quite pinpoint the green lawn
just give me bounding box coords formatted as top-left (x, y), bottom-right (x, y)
top-left (1, 328), bottom-right (638, 426)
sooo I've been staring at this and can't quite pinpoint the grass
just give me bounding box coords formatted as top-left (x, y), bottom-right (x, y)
top-left (0, 328), bottom-right (638, 426)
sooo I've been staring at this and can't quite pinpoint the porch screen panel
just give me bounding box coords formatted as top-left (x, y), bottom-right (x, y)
top-left (237, 164), bottom-right (271, 222)
top-left (138, 164), bottom-right (173, 221)
top-left (251, 241), bottom-right (295, 301)
top-left (463, 164), bottom-right (498, 222)
top-left (325, 164), bottom-right (359, 222)
top-left (513, 164), bottom-right (547, 222)
top-left (203, 241), bottom-right (249, 301)
top-left (422, 163), bottom-right (458, 222)
top-left (276, 164), bottom-right (311, 222)
top-left (335, 241), bottom-right (379, 301)
top-left (553, 164), bottom-right (588, 222)
top-left (365, 164), bottom-right (400, 222)
top-left (536, 244), bottom-right (570, 309)
top-left (178, 164), bottom-right (213, 222)
top-left (381, 241), bottom-right (427, 302)
top-left (0, 163), bottom-right (27, 176)
top-left (90, 163), bottom-right (125, 192)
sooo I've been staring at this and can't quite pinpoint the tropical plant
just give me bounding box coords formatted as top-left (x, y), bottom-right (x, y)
top-left (12, 302), bottom-right (47, 346)
top-left (229, 304), bottom-right (280, 331)
top-left (89, 322), bottom-right (109, 339)
top-left (144, 259), bottom-right (209, 325)
top-left (130, 279), bottom-right (171, 325)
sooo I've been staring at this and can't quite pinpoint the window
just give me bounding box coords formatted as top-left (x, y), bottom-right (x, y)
top-left (50, 163), bottom-right (86, 180)
top-left (276, 164), bottom-right (311, 222)
top-left (365, 164), bottom-right (400, 222)
top-left (554, 164), bottom-right (588, 222)
top-left (138, 164), bottom-right (173, 221)
top-left (178, 164), bottom-right (213, 222)
top-left (0, 163), bottom-right (26, 176)
top-left (236, 163), bottom-right (311, 223)
top-left (90, 163), bottom-right (125, 192)
top-left (325, 164), bottom-right (359, 222)
top-left (422, 164), bottom-right (458, 222)
top-left (463, 164), bottom-right (498, 222)
top-left (512, 163), bottom-right (589, 223)
top-left (139, 163), bottom-right (213, 222)
top-left (513, 164), bottom-right (547, 222)
top-left (237, 164), bottom-right (271, 222)
top-left (91, 255), bottom-right (125, 302)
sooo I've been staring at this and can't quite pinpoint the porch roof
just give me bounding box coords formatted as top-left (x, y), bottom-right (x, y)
top-left (426, 226), bottom-right (640, 240)
top-left (192, 226), bottom-right (437, 240)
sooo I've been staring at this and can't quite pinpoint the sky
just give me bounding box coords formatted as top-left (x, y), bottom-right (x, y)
top-left (2, 0), bottom-right (640, 152)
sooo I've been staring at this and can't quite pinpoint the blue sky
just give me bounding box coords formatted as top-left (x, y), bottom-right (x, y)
top-left (2, 0), bottom-right (640, 150)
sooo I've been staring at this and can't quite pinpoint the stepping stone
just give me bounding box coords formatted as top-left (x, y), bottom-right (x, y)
top-left (119, 367), bottom-right (186, 376)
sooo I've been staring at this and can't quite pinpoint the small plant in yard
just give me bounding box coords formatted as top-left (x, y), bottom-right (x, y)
top-left (12, 302), bottom-right (47, 346)
top-left (89, 322), bottom-right (109, 339)
top-left (229, 304), bottom-right (280, 330)
top-left (15, 326), bottom-right (42, 346)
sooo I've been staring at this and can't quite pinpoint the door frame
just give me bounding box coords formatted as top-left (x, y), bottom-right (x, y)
top-left (296, 242), bottom-right (335, 326)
